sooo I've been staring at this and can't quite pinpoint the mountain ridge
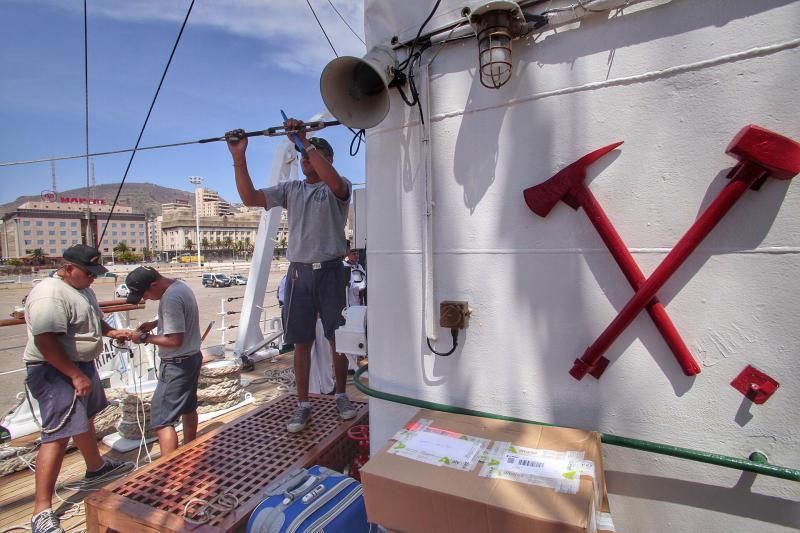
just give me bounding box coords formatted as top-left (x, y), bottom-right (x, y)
top-left (0, 182), bottom-right (197, 218)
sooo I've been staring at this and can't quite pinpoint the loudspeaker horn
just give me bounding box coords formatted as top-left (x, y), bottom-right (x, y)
top-left (320, 46), bottom-right (398, 129)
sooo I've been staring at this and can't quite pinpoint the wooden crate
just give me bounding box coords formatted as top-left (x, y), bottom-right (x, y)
top-left (85, 393), bottom-right (368, 532)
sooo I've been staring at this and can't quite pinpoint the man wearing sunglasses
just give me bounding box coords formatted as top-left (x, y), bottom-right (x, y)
top-left (24, 244), bottom-right (133, 533)
top-left (226, 117), bottom-right (356, 433)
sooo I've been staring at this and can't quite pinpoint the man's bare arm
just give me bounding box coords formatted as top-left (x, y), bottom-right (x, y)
top-left (226, 129), bottom-right (267, 208)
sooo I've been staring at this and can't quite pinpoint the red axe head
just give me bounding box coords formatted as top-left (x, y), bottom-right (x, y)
top-left (524, 141), bottom-right (623, 217)
top-left (726, 125), bottom-right (800, 181)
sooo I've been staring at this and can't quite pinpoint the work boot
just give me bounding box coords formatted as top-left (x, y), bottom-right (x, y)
top-left (335, 395), bottom-right (357, 420)
top-left (287, 406), bottom-right (311, 433)
top-left (31, 509), bottom-right (64, 533)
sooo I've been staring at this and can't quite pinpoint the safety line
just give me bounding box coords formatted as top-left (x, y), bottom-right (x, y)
top-left (326, 0), bottom-right (365, 45)
top-left (307, 0), bottom-right (339, 57)
top-left (98, 0), bottom-right (196, 244)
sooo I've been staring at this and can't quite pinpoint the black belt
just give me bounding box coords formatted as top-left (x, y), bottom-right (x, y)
top-left (162, 353), bottom-right (200, 364)
top-left (291, 259), bottom-right (341, 271)
top-left (25, 362), bottom-right (48, 367)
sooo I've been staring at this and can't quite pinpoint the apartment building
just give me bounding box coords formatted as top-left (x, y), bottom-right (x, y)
top-left (196, 187), bottom-right (235, 217)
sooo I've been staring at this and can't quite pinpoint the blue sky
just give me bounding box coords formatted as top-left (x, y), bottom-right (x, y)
top-left (0, 0), bottom-right (366, 205)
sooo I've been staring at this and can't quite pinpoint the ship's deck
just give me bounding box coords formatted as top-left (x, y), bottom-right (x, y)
top-left (0, 354), bottom-right (369, 533)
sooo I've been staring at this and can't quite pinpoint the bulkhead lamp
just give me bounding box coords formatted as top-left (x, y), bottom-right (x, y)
top-left (466, 1), bottom-right (529, 89)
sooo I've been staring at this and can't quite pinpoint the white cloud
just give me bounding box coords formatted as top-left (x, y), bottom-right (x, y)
top-left (46, 0), bottom-right (367, 73)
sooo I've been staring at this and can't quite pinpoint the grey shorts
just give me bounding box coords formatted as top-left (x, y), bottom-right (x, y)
top-left (25, 361), bottom-right (108, 443)
top-left (283, 261), bottom-right (346, 344)
top-left (150, 353), bottom-right (202, 429)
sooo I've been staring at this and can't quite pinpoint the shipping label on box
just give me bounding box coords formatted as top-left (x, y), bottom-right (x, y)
top-left (388, 417), bottom-right (490, 470)
top-left (361, 410), bottom-right (613, 533)
top-left (480, 441), bottom-right (595, 494)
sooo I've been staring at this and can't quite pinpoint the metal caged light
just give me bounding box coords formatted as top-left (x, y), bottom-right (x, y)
top-left (466, 1), bottom-right (530, 89)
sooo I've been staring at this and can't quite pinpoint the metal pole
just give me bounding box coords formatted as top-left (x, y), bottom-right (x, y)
top-left (189, 176), bottom-right (202, 271)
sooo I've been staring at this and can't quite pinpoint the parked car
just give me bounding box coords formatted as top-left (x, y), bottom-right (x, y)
top-left (47, 269), bottom-right (117, 280)
top-left (115, 283), bottom-right (130, 298)
top-left (202, 273), bottom-right (231, 287)
top-left (231, 274), bottom-right (248, 286)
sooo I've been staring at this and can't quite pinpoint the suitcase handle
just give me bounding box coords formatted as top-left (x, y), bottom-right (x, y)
top-left (283, 475), bottom-right (319, 502)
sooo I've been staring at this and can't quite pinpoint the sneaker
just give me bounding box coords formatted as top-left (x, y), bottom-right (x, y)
top-left (287, 406), bottom-right (311, 433)
top-left (31, 509), bottom-right (64, 533)
top-left (84, 459), bottom-right (135, 482)
top-left (335, 395), bottom-right (357, 420)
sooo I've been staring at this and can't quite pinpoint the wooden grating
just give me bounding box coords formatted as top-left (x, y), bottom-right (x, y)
top-left (85, 393), bottom-right (367, 532)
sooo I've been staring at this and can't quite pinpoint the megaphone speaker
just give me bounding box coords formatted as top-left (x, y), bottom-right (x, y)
top-left (320, 46), bottom-right (398, 129)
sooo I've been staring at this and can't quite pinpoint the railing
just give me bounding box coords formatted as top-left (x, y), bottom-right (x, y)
top-left (353, 365), bottom-right (800, 482)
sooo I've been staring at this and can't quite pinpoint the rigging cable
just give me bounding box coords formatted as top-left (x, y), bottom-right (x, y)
top-left (305, 0), bottom-right (366, 155)
top-left (98, 0), bottom-right (196, 245)
top-left (326, 0), bottom-right (365, 45)
top-left (83, 0), bottom-right (93, 246)
top-left (306, 0), bottom-right (339, 57)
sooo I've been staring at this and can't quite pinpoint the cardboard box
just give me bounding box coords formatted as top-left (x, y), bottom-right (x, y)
top-left (361, 410), bottom-right (613, 533)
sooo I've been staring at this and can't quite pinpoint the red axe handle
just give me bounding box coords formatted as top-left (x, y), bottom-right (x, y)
top-left (573, 184), bottom-right (702, 377)
top-left (571, 125), bottom-right (800, 380)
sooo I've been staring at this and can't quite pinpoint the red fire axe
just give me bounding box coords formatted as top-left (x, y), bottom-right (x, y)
top-left (524, 142), bottom-right (701, 377)
top-left (570, 125), bottom-right (800, 380)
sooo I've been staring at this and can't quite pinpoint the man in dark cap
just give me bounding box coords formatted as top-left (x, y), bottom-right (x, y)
top-left (125, 266), bottom-right (202, 456)
top-left (24, 244), bottom-right (133, 533)
top-left (226, 117), bottom-right (356, 433)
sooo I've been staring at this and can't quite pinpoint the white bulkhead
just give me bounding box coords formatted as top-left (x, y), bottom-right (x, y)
top-left (360, 0), bottom-right (800, 531)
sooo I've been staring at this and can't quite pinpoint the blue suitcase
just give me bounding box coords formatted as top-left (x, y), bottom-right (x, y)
top-left (246, 465), bottom-right (372, 533)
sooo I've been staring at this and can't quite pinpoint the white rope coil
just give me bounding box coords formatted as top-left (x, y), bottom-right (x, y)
top-left (197, 382), bottom-right (241, 401)
top-left (200, 362), bottom-right (241, 378)
top-left (197, 393), bottom-right (243, 415)
top-left (118, 420), bottom-right (158, 441)
top-left (198, 374), bottom-right (240, 386)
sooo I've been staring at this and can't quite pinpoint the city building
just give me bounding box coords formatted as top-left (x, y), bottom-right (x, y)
top-left (160, 199), bottom-right (192, 214)
top-left (0, 199), bottom-right (146, 259)
top-left (146, 215), bottom-right (161, 252)
top-left (159, 209), bottom-right (261, 256)
top-left (196, 187), bottom-right (235, 217)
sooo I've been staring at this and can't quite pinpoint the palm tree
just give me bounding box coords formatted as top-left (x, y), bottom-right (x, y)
top-left (113, 241), bottom-right (129, 262)
top-left (28, 248), bottom-right (46, 265)
top-left (185, 238), bottom-right (193, 250)
top-left (202, 237), bottom-right (210, 250)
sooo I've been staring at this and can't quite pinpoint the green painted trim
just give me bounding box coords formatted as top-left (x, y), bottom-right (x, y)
top-left (354, 365), bottom-right (799, 482)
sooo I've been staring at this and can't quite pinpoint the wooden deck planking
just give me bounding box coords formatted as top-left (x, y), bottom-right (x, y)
top-left (0, 355), bottom-right (369, 532)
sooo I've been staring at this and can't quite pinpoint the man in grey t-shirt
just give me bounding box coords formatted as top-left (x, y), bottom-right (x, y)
top-left (126, 266), bottom-right (202, 456)
top-left (25, 245), bottom-right (134, 533)
top-left (226, 117), bottom-right (357, 433)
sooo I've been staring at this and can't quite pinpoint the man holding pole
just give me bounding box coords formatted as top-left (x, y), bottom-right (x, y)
top-left (225, 117), bottom-right (356, 433)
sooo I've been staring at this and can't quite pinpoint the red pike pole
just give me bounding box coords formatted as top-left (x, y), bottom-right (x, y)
top-left (570, 125), bottom-right (800, 380)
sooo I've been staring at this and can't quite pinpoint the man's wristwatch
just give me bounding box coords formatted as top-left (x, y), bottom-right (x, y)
top-left (139, 332), bottom-right (150, 344)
